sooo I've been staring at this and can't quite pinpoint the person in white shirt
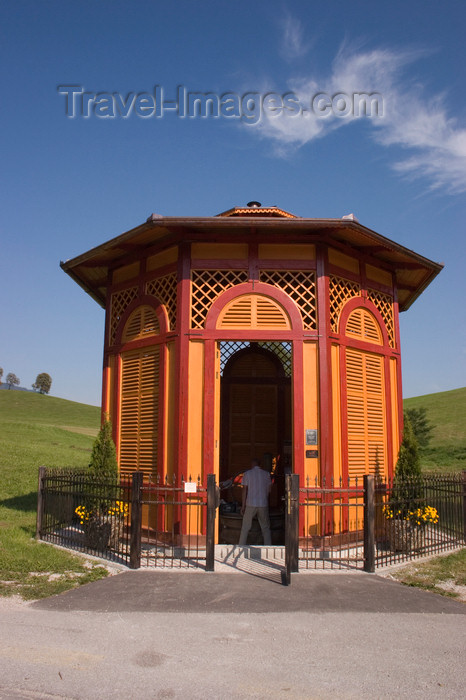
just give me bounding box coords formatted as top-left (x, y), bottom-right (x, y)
top-left (238, 458), bottom-right (272, 546)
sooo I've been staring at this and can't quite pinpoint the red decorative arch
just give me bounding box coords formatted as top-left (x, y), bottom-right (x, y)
top-left (339, 297), bottom-right (390, 348)
top-left (205, 282), bottom-right (304, 332)
top-left (113, 294), bottom-right (169, 347)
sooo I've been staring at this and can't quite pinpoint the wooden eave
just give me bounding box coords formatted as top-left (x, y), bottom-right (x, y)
top-left (61, 215), bottom-right (443, 311)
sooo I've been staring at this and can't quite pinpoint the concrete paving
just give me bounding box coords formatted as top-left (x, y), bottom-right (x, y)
top-left (0, 565), bottom-right (464, 699)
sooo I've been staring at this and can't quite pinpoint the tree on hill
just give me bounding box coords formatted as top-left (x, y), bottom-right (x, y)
top-left (89, 420), bottom-right (118, 479)
top-left (33, 373), bottom-right (52, 395)
top-left (0, 367), bottom-right (3, 385)
top-left (404, 407), bottom-right (433, 448)
top-left (6, 372), bottom-right (20, 390)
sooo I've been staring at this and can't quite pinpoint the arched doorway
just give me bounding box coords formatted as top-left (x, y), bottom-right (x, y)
top-left (220, 342), bottom-right (291, 489)
top-left (218, 342), bottom-right (292, 544)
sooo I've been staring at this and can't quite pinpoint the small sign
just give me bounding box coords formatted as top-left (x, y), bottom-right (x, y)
top-left (306, 450), bottom-right (319, 459)
top-left (305, 429), bottom-right (318, 445)
top-left (184, 481), bottom-right (197, 493)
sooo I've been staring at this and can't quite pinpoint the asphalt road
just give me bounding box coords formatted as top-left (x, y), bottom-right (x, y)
top-left (0, 570), bottom-right (464, 699)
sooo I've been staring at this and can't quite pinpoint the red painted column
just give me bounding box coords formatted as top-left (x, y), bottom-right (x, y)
top-left (175, 243), bottom-right (191, 480)
top-left (292, 339), bottom-right (305, 482)
top-left (316, 244), bottom-right (334, 486)
top-left (203, 339), bottom-right (216, 481)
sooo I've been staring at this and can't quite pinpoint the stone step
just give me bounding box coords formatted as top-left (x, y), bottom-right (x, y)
top-left (215, 544), bottom-right (285, 563)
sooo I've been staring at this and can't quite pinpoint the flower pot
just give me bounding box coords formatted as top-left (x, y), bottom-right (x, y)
top-left (387, 520), bottom-right (425, 553)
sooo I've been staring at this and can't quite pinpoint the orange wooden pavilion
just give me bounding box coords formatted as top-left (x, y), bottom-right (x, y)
top-left (62, 203), bottom-right (442, 505)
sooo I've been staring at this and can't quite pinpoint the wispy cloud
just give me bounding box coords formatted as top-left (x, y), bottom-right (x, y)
top-left (254, 44), bottom-right (466, 194)
top-left (280, 14), bottom-right (310, 62)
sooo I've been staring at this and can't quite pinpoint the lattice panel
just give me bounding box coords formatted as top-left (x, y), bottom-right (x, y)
top-left (329, 276), bottom-right (361, 332)
top-left (259, 270), bottom-right (317, 330)
top-left (146, 273), bottom-right (178, 331)
top-left (191, 269), bottom-right (248, 329)
top-left (220, 341), bottom-right (292, 377)
top-left (110, 286), bottom-right (139, 344)
top-left (368, 289), bottom-right (395, 347)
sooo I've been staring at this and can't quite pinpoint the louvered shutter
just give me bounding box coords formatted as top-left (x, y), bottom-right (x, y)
top-left (345, 308), bottom-right (382, 345)
top-left (218, 294), bottom-right (290, 329)
top-left (120, 347), bottom-right (160, 478)
top-left (122, 306), bottom-right (159, 343)
top-left (346, 347), bottom-right (386, 478)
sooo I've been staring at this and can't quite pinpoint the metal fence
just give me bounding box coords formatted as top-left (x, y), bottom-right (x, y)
top-left (297, 476), bottom-right (366, 570)
top-left (374, 473), bottom-right (465, 568)
top-left (37, 468), bottom-right (216, 569)
top-left (37, 467), bottom-right (132, 566)
top-left (138, 473), bottom-right (210, 568)
top-left (37, 468), bottom-right (465, 573)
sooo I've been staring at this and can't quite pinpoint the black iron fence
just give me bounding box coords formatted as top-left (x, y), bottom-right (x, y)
top-left (37, 467), bottom-right (465, 573)
top-left (36, 468), bottom-right (217, 569)
top-left (36, 467), bottom-right (132, 566)
top-left (374, 473), bottom-right (465, 568)
top-left (296, 475), bottom-right (366, 570)
top-left (137, 473), bottom-right (216, 569)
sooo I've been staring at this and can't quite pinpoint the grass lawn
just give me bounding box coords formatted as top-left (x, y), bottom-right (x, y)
top-left (389, 549), bottom-right (466, 602)
top-left (403, 387), bottom-right (466, 472)
top-left (0, 391), bottom-right (110, 600)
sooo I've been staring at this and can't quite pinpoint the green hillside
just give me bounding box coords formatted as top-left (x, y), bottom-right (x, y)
top-left (0, 391), bottom-right (105, 600)
top-left (403, 387), bottom-right (466, 472)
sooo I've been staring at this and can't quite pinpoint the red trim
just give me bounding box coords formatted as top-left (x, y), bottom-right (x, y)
top-left (339, 344), bottom-right (348, 482)
top-left (113, 294), bottom-right (169, 346)
top-left (338, 297), bottom-right (391, 348)
top-left (158, 342), bottom-right (167, 478)
top-left (384, 354), bottom-right (394, 478)
top-left (175, 244), bottom-right (191, 477)
top-left (292, 339), bottom-right (305, 481)
top-left (316, 245), bottom-right (333, 487)
top-left (248, 241), bottom-right (259, 282)
top-left (205, 282), bottom-right (304, 332)
top-left (392, 289), bottom-right (404, 449)
top-left (203, 339), bottom-right (216, 482)
top-left (112, 354), bottom-right (122, 458)
top-left (193, 329), bottom-right (307, 342)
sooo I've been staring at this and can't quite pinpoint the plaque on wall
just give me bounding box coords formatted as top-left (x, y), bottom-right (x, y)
top-left (305, 429), bottom-right (318, 445)
top-left (306, 450), bottom-right (319, 458)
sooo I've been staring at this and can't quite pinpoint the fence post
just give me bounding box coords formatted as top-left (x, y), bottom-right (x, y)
top-left (35, 466), bottom-right (46, 540)
top-left (364, 474), bottom-right (375, 573)
top-left (284, 473), bottom-right (299, 584)
top-left (130, 471), bottom-right (143, 569)
top-left (206, 474), bottom-right (217, 572)
top-left (463, 470), bottom-right (466, 543)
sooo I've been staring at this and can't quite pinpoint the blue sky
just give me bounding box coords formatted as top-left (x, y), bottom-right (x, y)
top-left (1, 0), bottom-right (465, 406)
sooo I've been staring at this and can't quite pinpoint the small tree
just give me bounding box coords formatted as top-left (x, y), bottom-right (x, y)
top-left (89, 420), bottom-right (118, 479)
top-left (6, 372), bottom-right (20, 390)
top-left (405, 407), bottom-right (433, 449)
top-left (34, 372), bottom-right (52, 395)
top-left (0, 367), bottom-right (3, 385)
top-left (390, 413), bottom-right (422, 515)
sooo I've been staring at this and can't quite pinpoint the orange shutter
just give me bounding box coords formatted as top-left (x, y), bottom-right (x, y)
top-left (119, 347), bottom-right (160, 478)
top-left (345, 308), bottom-right (382, 345)
top-left (346, 347), bottom-right (386, 479)
top-left (218, 294), bottom-right (290, 329)
top-left (122, 306), bottom-right (159, 343)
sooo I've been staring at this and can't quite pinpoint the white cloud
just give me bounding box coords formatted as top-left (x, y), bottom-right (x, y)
top-left (253, 45), bottom-right (466, 194)
top-left (280, 14), bottom-right (310, 62)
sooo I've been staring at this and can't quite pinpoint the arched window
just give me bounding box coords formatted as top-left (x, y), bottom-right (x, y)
top-left (218, 294), bottom-right (291, 330)
top-left (118, 305), bottom-right (161, 477)
top-left (343, 306), bottom-right (387, 479)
